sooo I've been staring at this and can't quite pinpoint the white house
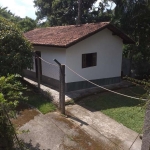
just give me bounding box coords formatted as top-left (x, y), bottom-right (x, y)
top-left (24, 22), bottom-right (134, 92)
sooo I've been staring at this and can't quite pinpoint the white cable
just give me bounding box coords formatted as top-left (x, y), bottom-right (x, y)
top-left (65, 65), bottom-right (148, 101)
top-left (39, 57), bottom-right (58, 67)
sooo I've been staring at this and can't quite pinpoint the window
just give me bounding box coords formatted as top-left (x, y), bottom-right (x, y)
top-left (82, 52), bottom-right (97, 68)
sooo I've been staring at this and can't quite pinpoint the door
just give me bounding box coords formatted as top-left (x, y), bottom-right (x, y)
top-left (35, 51), bottom-right (42, 80)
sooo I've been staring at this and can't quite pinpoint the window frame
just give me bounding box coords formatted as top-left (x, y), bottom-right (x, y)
top-left (82, 52), bottom-right (97, 68)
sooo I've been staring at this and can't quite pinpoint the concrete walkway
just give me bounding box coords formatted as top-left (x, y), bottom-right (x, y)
top-left (24, 77), bottom-right (132, 104)
top-left (22, 78), bottom-right (142, 150)
top-left (66, 105), bottom-right (142, 150)
top-left (19, 112), bottom-right (121, 150)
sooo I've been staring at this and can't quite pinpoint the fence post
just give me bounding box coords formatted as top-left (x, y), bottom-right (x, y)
top-left (54, 59), bottom-right (65, 115)
top-left (60, 65), bottom-right (65, 115)
top-left (37, 55), bottom-right (41, 90)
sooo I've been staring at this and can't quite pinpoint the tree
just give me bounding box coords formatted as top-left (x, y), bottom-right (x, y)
top-left (34, 0), bottom-right (103, 26)
top-left (0, 6), bottom-right (37, 32)
top-left (18, 17), bottom-right (37, 32)
top-left (0, 75), bottom-right (28, 149)
top-left (112, 0), bottom-right (150, 77)
top-left (0, 17), bottom-right (33, 76)
top-left (86, 0), bottom-right (114, 23)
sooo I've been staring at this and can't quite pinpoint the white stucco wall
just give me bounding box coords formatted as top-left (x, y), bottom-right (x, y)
top-left (32, 46), bottom-right (66, 80)
top-left (65, 28), bottom-right (123, 83)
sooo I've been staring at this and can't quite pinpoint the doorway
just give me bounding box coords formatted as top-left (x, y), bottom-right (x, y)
top-left (35, 51), bottom-right (42, 80)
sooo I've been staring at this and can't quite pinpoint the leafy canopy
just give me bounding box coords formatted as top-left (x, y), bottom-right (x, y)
top-left (0, 75), bottom-right (27, 149)
top-left (0, 6), bottom-right (37, 32)
top-left (112, 0), bottom-right (150, 75)
top-left (113, 0), bottom-right (150, 46)
top-left (0, 17), bottom-right (33, 76)
top-left (34, 0), bottom-right (113, 26)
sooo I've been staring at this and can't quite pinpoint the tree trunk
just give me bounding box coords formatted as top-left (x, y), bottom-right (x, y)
top-left (77, 0), bottom-right (81, 25)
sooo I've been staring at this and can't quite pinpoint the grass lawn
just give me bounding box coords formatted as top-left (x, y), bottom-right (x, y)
top-left (80, 86), bottom-right (147, 133)
top-left (22, 82), bottom-right (56, 114)
top-left (12, 80), bottom-right (56, 127)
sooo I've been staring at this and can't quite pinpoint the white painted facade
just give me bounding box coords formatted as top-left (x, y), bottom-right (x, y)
top-left (29, 28), bottom-right (123, 83)
top-left (31, 46), bottom-right (66, 80)
top-left (65, 29), bottom-right (123, 83)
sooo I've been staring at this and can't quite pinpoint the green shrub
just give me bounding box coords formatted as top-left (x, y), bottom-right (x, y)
top-left (0, 75), bottom-right (27, 149)
top-left (0, 17), bottom-right (33, 76)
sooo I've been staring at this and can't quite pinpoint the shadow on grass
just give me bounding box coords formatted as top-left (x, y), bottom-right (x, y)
top-left (77, 86), bottom-right (147, 111)
top-left (75, 86), bottom-right (146, 133)
top-left (17, 78), bottom-right (56, 114)
top-left (25, 90), bottom-right (56, 114)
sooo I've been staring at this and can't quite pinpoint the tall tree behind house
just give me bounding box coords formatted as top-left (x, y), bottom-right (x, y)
top-left (33, 0), bottom-right (112, 26)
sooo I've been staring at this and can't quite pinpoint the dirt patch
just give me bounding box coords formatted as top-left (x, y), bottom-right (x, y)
top-left (11, 103), bottom-right (39, 128)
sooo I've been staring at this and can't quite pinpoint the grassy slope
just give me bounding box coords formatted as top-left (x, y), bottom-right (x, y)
top-left (22, 83), bottom-right (56, 114)
top-left (82, 86), bottom-right (147, 133)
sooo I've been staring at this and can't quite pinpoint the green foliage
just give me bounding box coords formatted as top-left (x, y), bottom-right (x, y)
top-left (0, 6), bottom-right (37, 32)
top-left (0, 17), bottom-right (33, 76)
top-left (112, 1), bottom-right (150, 76)
top-left (124, 77), bottom-right (150, 87)
top-left (0, 106), bottom-right (15, 149)
top-left (34, 0), bottom-right (113, 26)
top-left (82, 86), bottom-right (146, 133)
top-left (18, 17), bottom-right (37, 32)
top-left (0, 6), bottom-right (19, 23)
top-left (124, 77), bottom-right (150, 103)
top-left (24, 88), bottom-right (56, 114)
top-left (0, 75), bottom-right (27, 149)
top-left (0, 75), bottom-right (27, 104)
top-left (28, 95), bottom-right (56, 114)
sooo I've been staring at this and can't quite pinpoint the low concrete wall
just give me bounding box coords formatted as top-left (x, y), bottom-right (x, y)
top-left (24, 70), bottom-right (121, 92)
top-left (23, 69), bottom-right (36, 80)
top-left (42, 75), bottom-right (59, 89)
top-left (23, 70), bottom-right (59, 90)
top-left (65, 77), bottom-right (121, 92)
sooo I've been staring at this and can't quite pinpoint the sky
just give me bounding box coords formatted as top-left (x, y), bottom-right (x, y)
top-left (0, 0), bottom-right (37, 19)
top-left (0, 0), bottom-right (114, 19)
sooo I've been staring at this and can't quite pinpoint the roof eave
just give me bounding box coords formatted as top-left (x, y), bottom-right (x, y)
top-left (29, 22), bottom-right (135, 48)
top-left (107, 24), bottom-right (135, 45)
top-left (33, 43), bottom-right (67, 48)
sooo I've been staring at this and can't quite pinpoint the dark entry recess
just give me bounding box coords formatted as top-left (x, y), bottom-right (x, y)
top-left (35, 51), bottom-right (42, 79)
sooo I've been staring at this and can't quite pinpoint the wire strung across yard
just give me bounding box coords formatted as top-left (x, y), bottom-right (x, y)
top-left (33, 55), bottom-right (58, 67)
top-left (39, 57), bottom-right (58, 67)
top-left (33, 54), bottom-right (148, 101)
top-left (35, 55), bottom-right (148, 101)
top-left (64, 65), bottom-right (146, 150)
top-left (65, 65), bottom-right (148, 101)
top-left (32, 56), bottom-right (125, 149)
top-left (33, 57), bottom-right (144, 150)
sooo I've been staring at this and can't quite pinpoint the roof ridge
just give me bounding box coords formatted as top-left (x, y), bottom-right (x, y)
top-left (32, 22), bottom-right (110, 31)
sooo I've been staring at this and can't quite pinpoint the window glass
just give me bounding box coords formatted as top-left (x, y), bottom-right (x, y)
top-left (82, 53), bottom-right (97, 68)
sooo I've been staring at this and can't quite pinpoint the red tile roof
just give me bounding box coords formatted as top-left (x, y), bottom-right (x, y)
top-left (24, 22), bottom-right (135, 48)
